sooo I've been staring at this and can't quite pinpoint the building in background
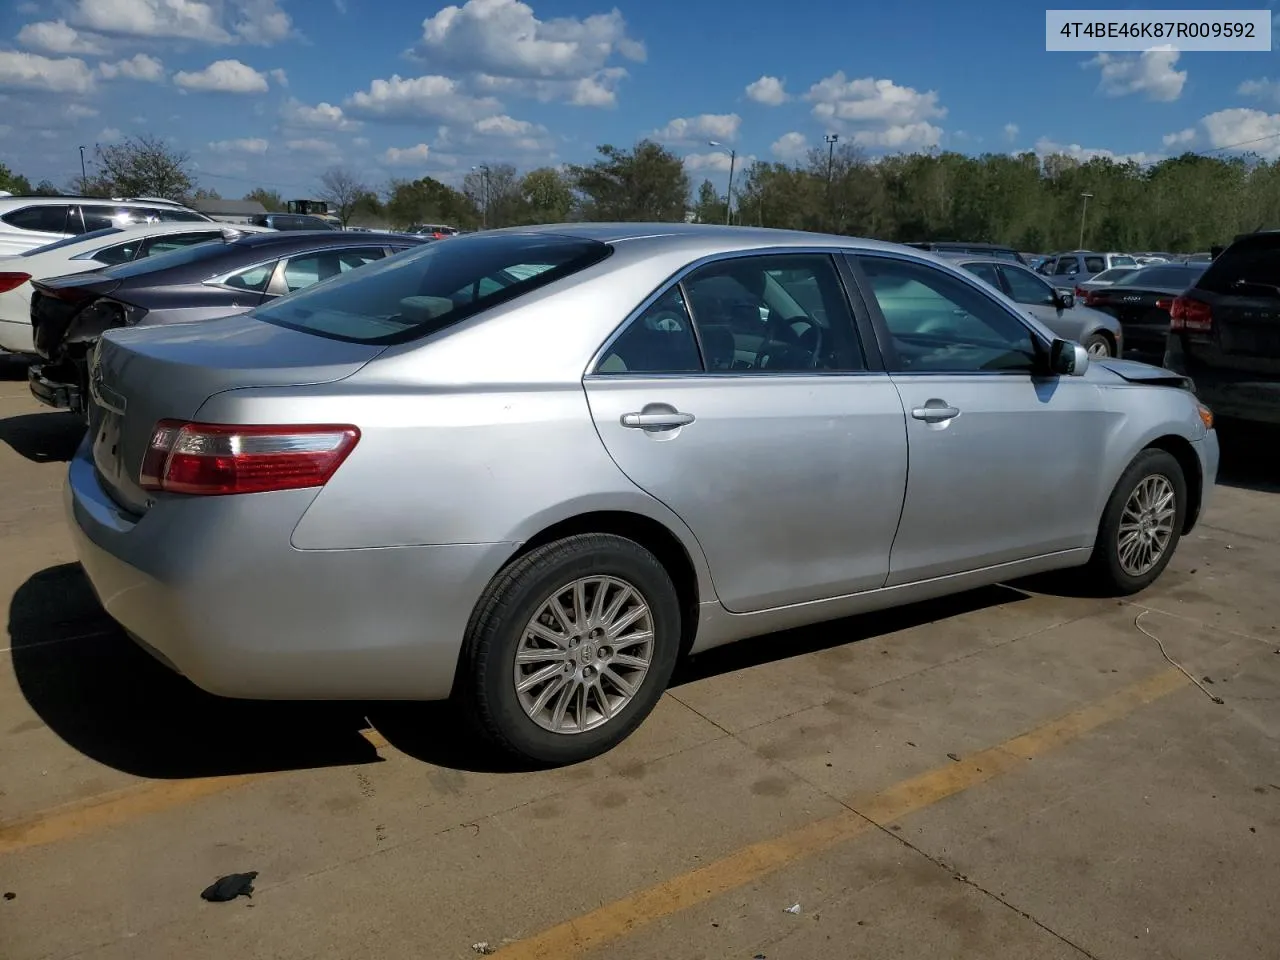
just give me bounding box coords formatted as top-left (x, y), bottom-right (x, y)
top-left (191, 198), bottom-right (267, 225)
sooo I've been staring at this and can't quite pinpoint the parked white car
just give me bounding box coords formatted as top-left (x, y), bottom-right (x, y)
top-left (0, 222), bottom-right (270, 354)
top-left (0, 195), bottom-right (211, 257)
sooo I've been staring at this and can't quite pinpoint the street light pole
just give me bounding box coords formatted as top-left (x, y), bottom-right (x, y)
top-left (707, 141), bottom-right (737, 225)
top-left (824, 134), bottom-right (839, 231)
top-left (78, 145), bottom-right (87, 189)
top-left (1078, 192), bottom-right (1093, 249)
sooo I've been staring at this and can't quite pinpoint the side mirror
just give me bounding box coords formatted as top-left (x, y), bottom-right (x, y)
top-left (1050, 338), bottom-right (1089, 377)
top-left (1055, 290), bottom-right (1075, 309)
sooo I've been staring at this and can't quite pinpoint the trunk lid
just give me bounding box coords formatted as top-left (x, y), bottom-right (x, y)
top-left (88, 312), bottom-right (385, 516)
top-left (30, 276), bottom-right (121, 359)
top-left (1184, 233), bottom-right (1280, 377)
top-left (1086, 285), bottom-right (1177, 352)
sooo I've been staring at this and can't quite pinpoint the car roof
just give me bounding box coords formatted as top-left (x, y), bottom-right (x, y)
top-left (0, 195), bottom-right (193, 208)
top-left (231, 229), bottom-right (426, 247)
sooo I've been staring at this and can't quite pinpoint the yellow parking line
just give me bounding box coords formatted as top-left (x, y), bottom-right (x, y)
top-left (494, 667), bottom-right (1188, 959)
top-left (0, 725), bottom-right (392, 856)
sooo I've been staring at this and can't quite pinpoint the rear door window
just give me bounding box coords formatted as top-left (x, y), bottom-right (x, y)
top-left (255, 233), bottom-right (610, 344)
top-left (964, 262), bottom-right (1002, 289)
top-left (1084, 256), bottom-right (1106, 273)
top-left (1054, 257), bottom-right (1077, 275)
top-left (140, 231), bottom-right (222, 258)
top-left (225, 262), bottom-right (277, 292)
top-left (1, 205), bottom-right (72, 234)
top-left (91, 240), bottom-right (143, 265)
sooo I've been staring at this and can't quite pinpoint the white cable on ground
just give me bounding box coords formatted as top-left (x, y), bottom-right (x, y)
top-left (1134, 610), bottom-right (1225, 704)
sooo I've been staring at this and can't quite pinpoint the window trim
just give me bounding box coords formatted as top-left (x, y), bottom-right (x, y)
top-left (845, 251), bottom-right (1053, 379)
top-left (586, 246), bottom-right (886, 380)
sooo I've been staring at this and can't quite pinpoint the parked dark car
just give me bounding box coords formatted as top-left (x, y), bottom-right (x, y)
top-left (905, 241), bottom-right (1027, 265)
top-left (249, 213), bottom-right (338, 231)
top-left (28, 230), bottom-right (427, 414)
top-left (1164, 231), bottom-right (1280, 424)
top-left (1082, 263), bottom-right (1208, 359)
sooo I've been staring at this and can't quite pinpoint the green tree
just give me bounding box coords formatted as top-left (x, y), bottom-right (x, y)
top-left (518, 167), bottom-right (574, 224)
top-left (0, 163), bottom-right (34, 195)
top-left (570, 140), bottom-right (689, 222)
top-left (32, 179), bottom-right (62, 196)
top-left (691, 179), bottom-right (726, 224)
top-left (384, 176), bottom-right (479, 230)
top-left (93, 134), bottom-right (195, 199)
top-left (244, 187), bottom-right (284, 211)
top-left (463, 163), bottom-right (523, 228)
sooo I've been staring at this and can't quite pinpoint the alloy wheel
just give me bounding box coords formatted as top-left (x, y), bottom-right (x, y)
top-left (1117, 474), bottom-right (1176, 577)
top-left (513, 576), bottom-right (655, 734)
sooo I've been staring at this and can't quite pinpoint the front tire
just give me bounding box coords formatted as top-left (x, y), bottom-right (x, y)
top-left (461, 533), bottom-right (681, 765)
top-left (1083, 333), bottom-right (1113, 358)
top-left (1085, 449), bottom-right (1186, 594)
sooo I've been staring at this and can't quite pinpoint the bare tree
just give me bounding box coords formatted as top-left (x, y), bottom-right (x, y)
top-left (318, 166), bottom-right (368, 226)
top-left (93, 134), bottom-right (195, 199)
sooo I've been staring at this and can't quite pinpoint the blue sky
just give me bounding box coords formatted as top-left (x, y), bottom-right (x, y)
top-left (2, 0), bottom-right (1280, 198)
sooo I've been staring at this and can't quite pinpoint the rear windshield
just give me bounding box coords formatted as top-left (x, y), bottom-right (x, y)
top-left (1198, 236), bottom-right (1280, 296)
top-left (1123, 264), bottom-right (1206, 288)
top-left (1110, 255), bottom-right (1137, 266)
top-left (99, 237), bottom-right (230, 278)
top-left (20, 227), bottom-right (122, 257)
top-left (1092, 267), bottom-right (1137, 283)
top-left (254, 232), bottom-right (612, 344)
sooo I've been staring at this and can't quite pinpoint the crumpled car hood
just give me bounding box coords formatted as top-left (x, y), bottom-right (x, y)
top-left (1092, 357), bottom-right (1193, 390)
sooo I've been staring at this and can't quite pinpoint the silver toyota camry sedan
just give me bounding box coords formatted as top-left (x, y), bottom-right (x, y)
top-left (66, 224), bottom-right (1219, 765)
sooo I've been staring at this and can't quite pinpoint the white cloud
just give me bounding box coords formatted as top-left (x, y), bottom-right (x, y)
top-left (66, 102), bottom-right (99, 119)
top-left (771, 131), bottom-right (808, 160)
top-left (352, 136), bottom-right (369, 147)
top-left (745, 75), bottom-right (787, 106)
top-left (473, 114), bottom-right (540, 137)
top-left (471, 65), bottom-right (627, 107)
top-left (233, 0), bottom-right (292, 44)
top-left (208, 137), bottom-right (269, 153)
top-left (683, 151), bottom-right (753, 173)
top-left (384, 143), bottom-right (432, 165)
top-left (0, 51), bottom-right (96, 94)
top-left (850, 122), bottom-right (942, 150)
top-left (269, 67), bottom-right (287, 86)
top-left (1033, 137), bottom-right (1164, 165)
top-left (174, 58), bottom-right (268, 93)
top-left (98, 52), bottom-right (164, 82)
top-left (98, 125), bottom-right (122, 141)
top-left (17, 19), bottom-right (107, 55)
top-left (1004, 122), bottom-right (1019, 142)
top-left (285, 137), bottom-right (338, 154)
top-left (281, 98), bottom-right (358, 130)
top-left (74, 0), bottom-right (231, 43)
top-left (1238, 77), bottom-right (1280, 103)
top-left (653, 113), bottom-right (741, 144)
top-left (807, 73), bottom-right (945, 126)
top-left (1162, 127), bottom-right (1197, 148)
top-left (1085, 48), bottom-right (1185, 102)
top-left (413, 0), bottom-right (644, 80)
top-left (1201, 108), bottom-right (1280, 159)
top-left (345, 74), bottom-right (501, 123)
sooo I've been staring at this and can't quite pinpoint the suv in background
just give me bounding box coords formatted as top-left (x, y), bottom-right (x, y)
top-left (1038, 251), bottom-right (1138, 281)
top-left (408, 224), bottom-right (460, 239)
top-left (904, 241), bottom-right (1026, 264)
top-left (0, 196), bottom-right (210, 256)
top-left (248, 213), bottom-right (339, 231)
top-left (1164, 231), bottom-right (1280, 424)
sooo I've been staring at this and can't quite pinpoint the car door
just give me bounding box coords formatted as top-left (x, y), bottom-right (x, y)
top-left (997, 262), bottom-right (1084, 340)
top-left (584, 252), bottom-right (909, 613)
top-left (849, 253), bottom-right (1107, 586)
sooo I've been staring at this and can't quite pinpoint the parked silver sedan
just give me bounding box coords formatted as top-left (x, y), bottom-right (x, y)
top-left (67, 225), bottom-right (1219, 764)
top-left (946, 255), bottom-right (1125, 357)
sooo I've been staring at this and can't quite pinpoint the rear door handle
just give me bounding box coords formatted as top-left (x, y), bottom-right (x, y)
top-left (911, 403), bottom-right (960, 423)
top-left (621, 411), bottom-right (695, 429)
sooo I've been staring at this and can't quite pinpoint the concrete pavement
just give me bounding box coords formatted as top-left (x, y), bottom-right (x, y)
top-left (1, 360), bottom-right (1277, 960)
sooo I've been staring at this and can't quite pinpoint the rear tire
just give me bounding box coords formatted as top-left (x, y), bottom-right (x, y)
top-left (1083, 333), bottom-right (1113, 358)
top-left (1085, 449), bottom-right (1186, 595)
top-left (460, 533), bottom-right (681, 766)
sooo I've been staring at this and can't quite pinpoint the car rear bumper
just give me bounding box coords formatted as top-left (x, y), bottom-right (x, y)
top-left (1165, 340), bottom-right (1280, 425)
top-left (65, 439), bottom-right (516, 701)
top-left (28, 362), bottom-right (80, 411)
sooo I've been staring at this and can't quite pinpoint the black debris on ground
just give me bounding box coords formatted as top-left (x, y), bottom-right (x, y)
top-left (200, 871), bottom-right (259, 903)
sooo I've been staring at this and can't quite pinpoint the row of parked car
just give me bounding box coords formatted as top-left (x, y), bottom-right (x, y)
top-left (0, 194), bottom-right (436, 414)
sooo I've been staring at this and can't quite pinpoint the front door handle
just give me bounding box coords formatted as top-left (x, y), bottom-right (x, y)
top-left (621, 411), bottom-right (695, 429)
top-left (911, 402), bottom-right (960, 423)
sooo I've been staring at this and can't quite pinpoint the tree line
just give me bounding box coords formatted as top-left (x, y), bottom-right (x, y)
top-left (5, 133), bottom-right (1280, 253)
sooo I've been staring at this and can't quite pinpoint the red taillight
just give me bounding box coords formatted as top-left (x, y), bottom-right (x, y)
top-left (0, 272), bottom-right (31, 293)
top-left (139, 421), bottom-right (360, 496)
top-left (36, 282), bottom-right (98, 304)
top-left (1155, 297), bottom-right (1173, 311)
top-left (1074, 285), bottom-right (1087, 300)
top-left (1169, 295), bottom-right (1212, 332)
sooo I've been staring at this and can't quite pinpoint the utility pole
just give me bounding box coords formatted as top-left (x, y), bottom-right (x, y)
top-left (707, 141), bottom-right (737, 225)
top-left (824, 134), bottom-right (839, 231)
top-left (1078, 192), bottom-right (1093, 249)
